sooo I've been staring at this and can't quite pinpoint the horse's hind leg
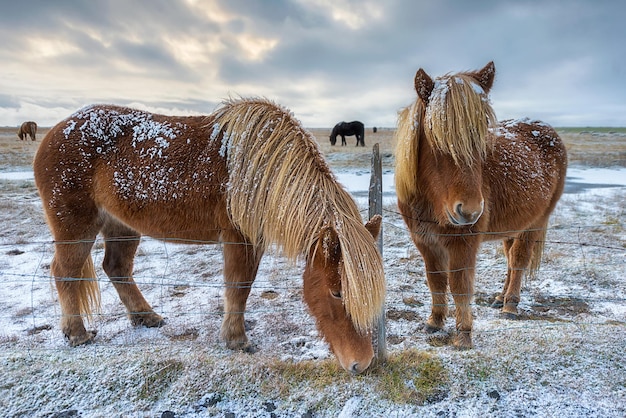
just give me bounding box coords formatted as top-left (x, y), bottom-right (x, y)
top-left (220, 230), bottom-right (263, 352)
top-left (101, 219), bottom-right (164, 328)
top-left (498, 231), bottom-right (542, 319)
top-left (492, 238), bottom-right (514, 310)
top-left (45, 202), bottom-right (102, 346)
top-left (52, 238), bottom-right (99, 346)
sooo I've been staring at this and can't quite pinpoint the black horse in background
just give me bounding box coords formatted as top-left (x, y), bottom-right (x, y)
top-left (330, 121), bottom-right (365, 146)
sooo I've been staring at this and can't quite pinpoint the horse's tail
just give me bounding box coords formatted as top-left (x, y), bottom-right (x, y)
top-left (76, 255), bottom-right (101, 322)
top-left (527, 223), bottom-right (548, 281)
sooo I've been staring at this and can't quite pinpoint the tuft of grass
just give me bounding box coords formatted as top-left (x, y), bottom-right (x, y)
top-left (263, 357), bottom-right (347, 398)
top-left (464, 356), bottom-right (493, 381)
top-left (601, 216), bottom-right (625, 233)
top-left (261, 349), bottom-right (448, 406)
top-left (138, 359), bottom-right (185, 402)
top-left (371, 349), bottom-right (448, 404)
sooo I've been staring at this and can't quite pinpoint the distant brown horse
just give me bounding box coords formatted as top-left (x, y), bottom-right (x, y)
top-left (34, 98), bottom-right (385, 374)
top-left (395, 62), bottom-right (567, 348)
top-left (17, 121), bottom-right (37, 141)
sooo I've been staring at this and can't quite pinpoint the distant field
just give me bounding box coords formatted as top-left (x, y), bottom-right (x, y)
top-left (553, 128), bottom-right (626, 167)
top-left (1, 125), bottom-right (624, 169)
top-left (556, 126), bottom-right (626, 134)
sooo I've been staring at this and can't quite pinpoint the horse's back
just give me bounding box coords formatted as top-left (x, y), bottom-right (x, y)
top-left (34, 105), bottom-right (227, 240)
top-left (36, 105), bottom-right (209, 180)
top-left (485, 118), bottom-right (567, 231)
top-left (493, 118), bottom-right (567, 177)
top-left (336, 121), bottom-right (364, 135)
top-left (351, 121), bottom-right (364, 130)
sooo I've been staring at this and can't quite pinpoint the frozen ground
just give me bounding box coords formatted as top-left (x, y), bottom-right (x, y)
top-left (0, 153), bottom-right (625, 416)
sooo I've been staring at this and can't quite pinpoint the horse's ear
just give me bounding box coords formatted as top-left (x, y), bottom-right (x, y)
top-left (365, 214), bottom-right (382, 241)
top-left (473, 61), bottom-right (496, 93)
top-left (315, 226), bottom-right (341, 265)
top-left (414, 68), bottom-right (434, 104)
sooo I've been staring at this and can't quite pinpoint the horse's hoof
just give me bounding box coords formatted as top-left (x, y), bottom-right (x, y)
top-left (491, 300), bottom-right (504, 309)
top-left (226, 339), bottom-right (258, 353)
top-left (67, 330), bottom-right (97, 347)
top-left (131, 313), bottom-right (165, 328)
top-left (424, 323), bottom-right (443, 334)
top-left (500, 311), bottom-right (519, 321)
top-left (224, 337), bottom-right (251, 351)
top-left (453, 332), bottom-right (472, 350)
top-left (242, 343), bottom-right (259, 354)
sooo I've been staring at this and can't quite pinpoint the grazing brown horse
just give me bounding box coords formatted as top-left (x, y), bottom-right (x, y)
top-left (17, 121), bottom-right (37, 141)
top-left (395, 62), bottom-right (567, 348)
top-left (34, 98), bottom-right (385, 374)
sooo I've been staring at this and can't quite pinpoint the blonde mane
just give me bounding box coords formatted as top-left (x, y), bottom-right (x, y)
top-left (394, 101), bottom-right (422, 204)
top-left (395, 73), bottom-right (497, 203)
top-left (425, 73), bottom-right (497, 165)
top-left (214, 98), bottom-right (385, 332)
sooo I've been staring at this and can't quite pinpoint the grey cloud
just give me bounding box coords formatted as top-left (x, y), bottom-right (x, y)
top-left (1, 0), bottom-right (625, 127)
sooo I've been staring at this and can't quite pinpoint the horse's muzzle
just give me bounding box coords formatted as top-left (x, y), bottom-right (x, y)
top-left (447, 201), bottom-right (484, 226)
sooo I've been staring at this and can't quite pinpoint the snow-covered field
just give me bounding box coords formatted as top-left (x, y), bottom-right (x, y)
top-left (0, 129), bottom-right (625, 417)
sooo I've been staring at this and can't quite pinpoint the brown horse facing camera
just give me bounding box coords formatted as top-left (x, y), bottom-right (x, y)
top-left (395, 62), bottom-right (567, 349)
top-left (34, 98), bottom-right (385, 374)
top-left (17, 121), bottom-right (37, 141)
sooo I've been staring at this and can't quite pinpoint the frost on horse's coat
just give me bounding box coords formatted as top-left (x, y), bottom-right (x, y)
top-left (34, 98), bottom-right (385, 374)
top-left (395, 62), bottom-right (567, 349)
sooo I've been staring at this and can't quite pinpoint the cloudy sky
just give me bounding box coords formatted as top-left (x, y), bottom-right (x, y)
top-left (1, 0), bottom-right (625, 128)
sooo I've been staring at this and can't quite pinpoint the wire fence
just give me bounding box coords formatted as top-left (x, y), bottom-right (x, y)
top-left (1, 147), bottom-right (625, 357)
top-left (1, 213), bottom-right (624, 343)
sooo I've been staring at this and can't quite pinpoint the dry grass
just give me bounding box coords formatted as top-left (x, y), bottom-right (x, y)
top-left (557, 127), bottom-right (626, 166)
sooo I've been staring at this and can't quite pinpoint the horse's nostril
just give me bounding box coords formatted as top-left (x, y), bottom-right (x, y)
top-left (350, 362), bottom-right (361, 374)
top-left (456, 203), bottom-right (464, 216)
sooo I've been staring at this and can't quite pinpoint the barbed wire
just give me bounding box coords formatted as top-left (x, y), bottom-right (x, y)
top-left (1, 215), bottom-right (624, 251)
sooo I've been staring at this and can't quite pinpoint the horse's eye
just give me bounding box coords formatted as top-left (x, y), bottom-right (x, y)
top-left (330, 289), bottom-right (342, 300)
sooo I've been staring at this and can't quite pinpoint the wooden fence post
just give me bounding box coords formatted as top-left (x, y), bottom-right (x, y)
top-left (369, 143), bottom-right (387, 362)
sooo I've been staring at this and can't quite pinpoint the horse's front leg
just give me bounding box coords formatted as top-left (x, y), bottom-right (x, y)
top-left (417, 243), bottom-right (449, 333)
top-left (220, 230), bottom-right (263, 352)
top-left (448, 240), bottom-right (479, 349)
top-left (341, 135), bottom-right (346, 146)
